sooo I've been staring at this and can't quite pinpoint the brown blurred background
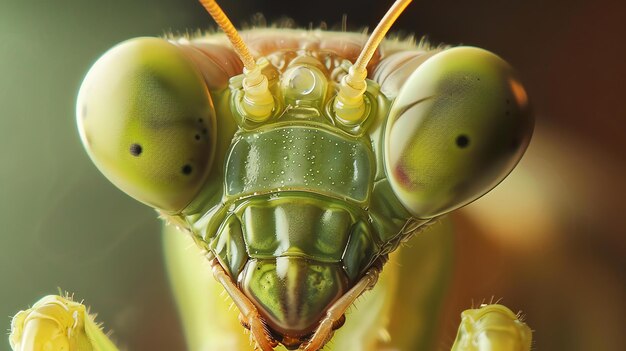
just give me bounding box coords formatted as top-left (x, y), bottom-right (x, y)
top-left (1, 0), bottom-right (624, 350)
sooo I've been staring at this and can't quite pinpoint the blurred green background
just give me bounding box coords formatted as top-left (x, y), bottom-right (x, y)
top-left (1, 0), bottom-right (624, 350)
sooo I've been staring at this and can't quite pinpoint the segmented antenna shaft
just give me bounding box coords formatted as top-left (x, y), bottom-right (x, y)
top-left (198, 0), bottom-right (256, 70)
top-left (354, 0), bottom-right (413, 73)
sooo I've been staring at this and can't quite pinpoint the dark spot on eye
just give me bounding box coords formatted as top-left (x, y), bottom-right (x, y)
top-left (456, 135), bottom-right (470, 148)
top-left (182, 164), bottom-right (193, 175)
top-left (506, 99), bottom-right (510, 105)
top-left (129, 143), bottom-right (142, 156)
top-left (197, 118), bottom-right (204, 124)
top-left (194, 134), bottom-right (201, 141)
top-left (202, 128), bottom-right (208, 135)
top-left (505, 110), bottom-right (510, 116)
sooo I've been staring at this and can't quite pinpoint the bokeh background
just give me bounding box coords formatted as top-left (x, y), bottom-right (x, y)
top-left (1, 0), bottom-right (624, 350)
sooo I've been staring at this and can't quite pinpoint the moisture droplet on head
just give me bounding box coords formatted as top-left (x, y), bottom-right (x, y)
top-left (129, 143), bottom-right (142, 156)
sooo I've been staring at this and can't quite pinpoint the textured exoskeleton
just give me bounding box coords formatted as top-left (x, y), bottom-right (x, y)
top-left (10, 1), bottom-right (534, 350)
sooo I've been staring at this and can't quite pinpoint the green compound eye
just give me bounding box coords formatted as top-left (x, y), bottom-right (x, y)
top-left (384, 47), bottom-right (533, 219)
top-left (77, 37), bottom-right (216, 212)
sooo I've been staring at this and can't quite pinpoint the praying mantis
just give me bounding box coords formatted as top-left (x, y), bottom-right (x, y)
top-left (9, 0), bottom-right (533, 350)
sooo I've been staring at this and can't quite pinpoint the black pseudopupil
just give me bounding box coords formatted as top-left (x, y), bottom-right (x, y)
top-left (130, 143), bottom-right (142, 156)
top-left (456, 135), bottom-right (470, 148)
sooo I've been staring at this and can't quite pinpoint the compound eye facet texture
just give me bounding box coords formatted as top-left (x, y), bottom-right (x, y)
top-left (77, 37), bottom-right (216, 212)
top-left (384, 47), bottom-right (533, 219)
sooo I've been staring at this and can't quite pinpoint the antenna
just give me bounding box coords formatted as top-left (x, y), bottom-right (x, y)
top-left (198, 0), bottom-right (274, 121)
top-left (334, 0), bottom-right (413, 124)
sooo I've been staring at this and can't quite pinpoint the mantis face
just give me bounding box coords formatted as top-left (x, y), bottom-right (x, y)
top-left (72, 0), bottom-right (533, 350)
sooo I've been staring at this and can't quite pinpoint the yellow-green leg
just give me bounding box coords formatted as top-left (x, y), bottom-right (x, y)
top-left (9, 295), bottom-right (119, 351)
top-left (451, 304), bottom-right (532, 351)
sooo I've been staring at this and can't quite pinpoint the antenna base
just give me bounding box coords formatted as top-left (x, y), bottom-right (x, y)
top-left (241, 58), bottom-right (275, 122)
top-left (334, 66), bottom-right (367, 125)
